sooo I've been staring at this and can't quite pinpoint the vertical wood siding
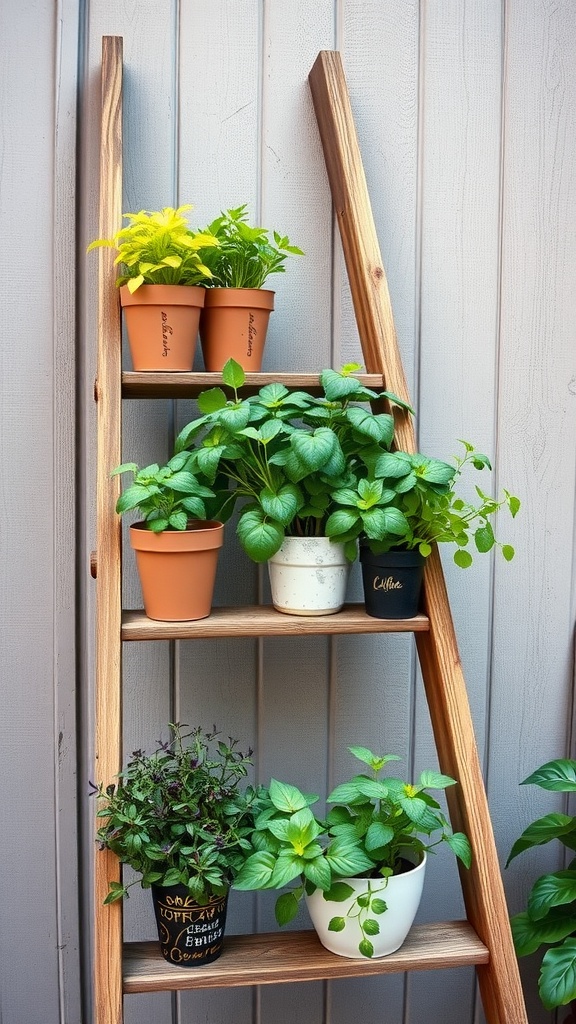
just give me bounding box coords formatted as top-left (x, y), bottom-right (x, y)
top-left (2, 1), bottom-right (575, 1022)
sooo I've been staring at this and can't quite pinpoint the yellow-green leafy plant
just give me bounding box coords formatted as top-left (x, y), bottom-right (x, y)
top-left (87, 204), bottom-right (219, 292)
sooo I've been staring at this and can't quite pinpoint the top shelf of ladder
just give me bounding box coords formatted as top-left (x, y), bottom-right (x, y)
top-left (120, 371), bottom-right (387, 399)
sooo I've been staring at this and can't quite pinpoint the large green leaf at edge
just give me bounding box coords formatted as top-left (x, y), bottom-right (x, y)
top-left (511, 909), bottom-right (576, 957)
top-left (522, 760), bottom-right (576, 792)
top-left (539, 938), bottom-right (576, 1009)
top-left (506, 813), bottom-right (576, 865)
top-left (528, 871), bottom-right (576, 921)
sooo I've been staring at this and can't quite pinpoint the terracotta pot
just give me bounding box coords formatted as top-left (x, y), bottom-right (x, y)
top-left (267, 537), bottom-right (350, 615)
top-left (199, 288), bottom-right (274, 371)
top-left (151, 884), bottom-right (229, 968)
top-left (359, 546), bottom-right (425, 620)
top-left (305, 852), bottom-right (426, 958)
top-left (130, 520), bottom-right (224, 621)
top-left (120, 284), bottom-right (205, 371)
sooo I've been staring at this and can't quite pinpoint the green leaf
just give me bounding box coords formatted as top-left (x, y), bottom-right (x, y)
top-left (268, 779), bottom-right (311, 813)
top-left (197, 387), bottom-right (227, 413)
top-left (270, 852), bottom-right (305, 888)
top-left (511, 909), bottom-right (576, 957)
top-left (116, 484), bottom-right (153, 514)
top-left (474, 523), bottom-right (495, 553)
top-left (371, 898), bottom-right (388, 915)
top-left (444, 832), bottom-right (472, 868)
top-left (365, 821), bottom-right (395, 852)
top-left (358, 938), bottom-right (374, 958)
top-left (325, 836), bottom-right (375, 877)
top-left (260, 483), bottom-right (301, 526)
top-left (222, 358), bottom-right (245, 390)
top-left (233, 851), bottom-right (276, 890)
top-left (323, 882), bottom-right (355, 902)
top-left (418, 770), bottom-right (457, 790)
top-left (502, 544), bottom-right (515, 561)
top-left (325, 509), bottom-right (361, 537)
top-left (506, 814), bottom-right (576, 865)
top-left (454, 548), bottom-right (473, 568)
top-left (163, 867), bottom-right (183, 886)
top-left (328, 916), bottom-right (346, 932)
top-left (237, 509), bottom-right (284, 562)
top-left (522, 760), bottom-right (576, 792)
top-left (275, 891), bottom-right (300, 926)
top-left (321, 368), bottom-right (364, 400)
top-left (508, 495), bottom-right (521, 517)
top-left (290, 428), bottom-right (337, 470)
top-left (168, 511), bottom-right (188, 530)
top-left (363, 918), bottom-right (380, 936)
top-left (529, 871), bottom-right (576, 921)
top-left (303, 855), bottom-right (332, 891)
top-left (539, 938), bottom-right (576, 1009)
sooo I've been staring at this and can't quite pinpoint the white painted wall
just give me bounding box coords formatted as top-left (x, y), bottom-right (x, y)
top-left (2, 2), bottom-right (575, 1022)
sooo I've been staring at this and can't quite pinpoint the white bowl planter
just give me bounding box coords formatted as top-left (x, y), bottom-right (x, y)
top-left (267, 537), bottom-right (350, 616)
top-left (305, 853), bottom-right (426, 958)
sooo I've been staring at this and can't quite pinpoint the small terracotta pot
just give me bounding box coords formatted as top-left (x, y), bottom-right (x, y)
top-left (130, 520), bottom-right (224, 621)
top-left (120, 284), bottom-right (205, 371)
top-left (199, 288), bottom-right (274, 371)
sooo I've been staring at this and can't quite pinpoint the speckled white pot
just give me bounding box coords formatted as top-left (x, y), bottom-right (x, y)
top-left (267, 537), bottom-right (350, 616)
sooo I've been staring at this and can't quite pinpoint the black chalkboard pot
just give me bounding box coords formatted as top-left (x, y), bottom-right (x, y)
top-left (359, 547), bottom-right (426, 619)
top-left (151, 884), bottom-right (229, 967)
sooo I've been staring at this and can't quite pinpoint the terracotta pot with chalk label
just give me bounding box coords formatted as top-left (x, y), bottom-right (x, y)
top-left (120, 284), bottom-right (205, 371)
top-left (199, 288), bottom-right (274, 371)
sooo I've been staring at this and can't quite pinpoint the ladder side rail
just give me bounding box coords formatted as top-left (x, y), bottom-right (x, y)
top-left (308, 50), bottom-right (527, 1024)
top-left (94, 35), bottom-right (124, 1024)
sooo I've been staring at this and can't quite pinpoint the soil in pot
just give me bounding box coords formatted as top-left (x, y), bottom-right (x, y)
top-left (267, 536), bottom-right (350, 616)
top-left (359, 546), bottom-right (425, 619)
top-left (305, 852), bottom-right (426, 959)
top-left (199, 288), bottom-right (274, 371)
top-left (151, 884), bottom-right (229, 967)
top-left (120, 284), bottom-right (205, 371)
top-left (130, 520), bottom-right (224, 621)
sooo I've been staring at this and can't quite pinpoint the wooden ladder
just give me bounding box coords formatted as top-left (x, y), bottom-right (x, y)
top-left (308, 51), bottom-right (527, 1024)
top-left (93, 37), bottom-right (527, 1024)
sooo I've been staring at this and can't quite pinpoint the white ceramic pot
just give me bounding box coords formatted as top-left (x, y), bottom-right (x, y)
top-left (305, 853), bottom-right (426, 958)
top-left (267, 537), bottom-right (350, 616)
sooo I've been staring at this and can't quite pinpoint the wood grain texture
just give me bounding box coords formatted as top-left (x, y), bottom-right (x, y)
top-left (94, 35), bottom-right (124, 1024)
top-left (122, 606), bottom-right (429, 640)
top-left (123, 922), bottom-right (488, 993)
top-left (309, 49), bottom-right (528, 1024)
top-left (122, 371), bottom-right (386, 398)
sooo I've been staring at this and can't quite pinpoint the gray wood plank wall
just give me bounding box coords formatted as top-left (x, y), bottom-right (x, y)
top-left (2, 2), bottom-right (575, 1022)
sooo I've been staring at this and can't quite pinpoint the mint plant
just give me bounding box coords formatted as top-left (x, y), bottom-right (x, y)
top-left (234, 746), bottom-right (471, 957)
top-left (112, 451), bottom-right (233, 532)
top-left (507, 759), bottom-right (576, 1010)
top-left (198, 205), bottom-right (304, 289)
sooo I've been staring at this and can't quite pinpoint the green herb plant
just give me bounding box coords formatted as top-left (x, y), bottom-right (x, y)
top-left (112, 451), bottom-right (234, 533)
top-left (198, 205), bottom-right (304, 289)
top-left (234, 745), bottom-right (471, 957)
top-left (87, 204), bottom-right (219, 293)
top-left (507, 759), bottom-right (576, 1010)
top-left (93, 724), bottom-right (261, 904)
top-left (175, 359), bottom-right (413, 562)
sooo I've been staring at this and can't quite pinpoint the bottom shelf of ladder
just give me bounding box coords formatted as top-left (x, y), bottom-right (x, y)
top-left (124, 921), bottom-right (489, 992)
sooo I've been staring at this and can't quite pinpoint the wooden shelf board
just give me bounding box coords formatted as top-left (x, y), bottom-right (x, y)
top-left (124, 922), bottom-right (489, 993)
top-left (122, 604), bottom-right (429, 640)
top-left (121, 371), bottom-right (386, 399)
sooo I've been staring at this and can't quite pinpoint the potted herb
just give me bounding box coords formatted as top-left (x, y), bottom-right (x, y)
top-left (196, 205), bottom-right (304, 371)
top-left (94, 723), bottom-right (260, 967)
top-left (113, 451), bottom-right (232, 621)
top-left (507, 759), bottom-right (576, 1014)
top-left (175, 360), bottom-right (411, 615)
top-left (325, 442), bottom-right (520, 618)
top-left (87, 205), bottom-right (218, 370)
top-left (234, 745), bottom-right (471, 958)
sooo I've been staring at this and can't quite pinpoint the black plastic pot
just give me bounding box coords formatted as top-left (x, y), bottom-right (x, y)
top-left (359, 547), bottom-right (426, 619)
top-left (151, 883), bottom-right (229, 967)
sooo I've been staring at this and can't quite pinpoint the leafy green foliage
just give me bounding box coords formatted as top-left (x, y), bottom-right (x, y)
top-left (93, 724), bottom-right (264, 904)
top-left (87, 205), bottom-right (218, 291)
top-left (234, 745), bottom-right (471, 956)
top-left (173, 360), bottom-right (519, 567)
top-left (508, 758), bottom-right (576, 1009)
top-left (111, 452), bottom-right (232, 533)
top-left (197, 205), bottom-right (304, 289)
